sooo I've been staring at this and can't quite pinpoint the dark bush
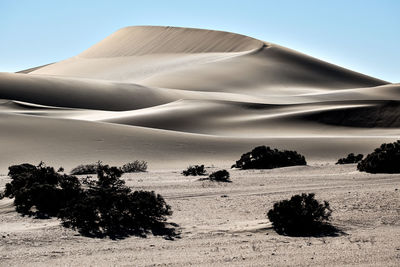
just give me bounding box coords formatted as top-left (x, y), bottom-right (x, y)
top-left (71, 160), bottom-right (148, 175)
top-left (70, 163), bottom-right (99, 175)
top-left (267, 193), bottom-right (335, 236)
top-left (58, 164), bottom-right (172, 237)
top-left (4, 162), bottom-right (81, 217)
top-left (232, 146), bottom-right (306, 169)
top-left (357, 140), bottom-right (400, 173)
top-left (182, 165), bottom-right (206, 176)
top-left (336, 153), bottom-right (363, 164)
top-left (122, 160), bottom-right (148, 173)
top-left (209, 170), bottom-right (231, 182)
top-left (3, 162), bottom-right (173, 238)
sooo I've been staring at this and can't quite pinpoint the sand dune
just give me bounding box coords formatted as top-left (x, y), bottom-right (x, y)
top-left (0, 26), bottom-right (398, 172)
top-left (1, 26), bottom-right (399, 267)
top-left (79, 26), bottom-right (264, 57)
top-left (31, 27), bottom-right (386, 91)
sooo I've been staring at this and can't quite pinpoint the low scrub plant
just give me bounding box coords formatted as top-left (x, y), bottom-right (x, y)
top-left (182, 165), bottom-right (206, 176)
top-left (336, 153), bottom-right (363, 164)
top-left (358, 140), bottom-right (400, 173)
top-left (232, 146), bottom-right (306, 169)
top-left (70, 163), bottom-right (99, 175)
top-left (59, 164), bottom-right (171, 237)
top-left (122, 160), bottom-right (148, 173)
top-left (267, 193), bottom-right (337, 236)
top-left (4, 162), bottom-right (81, 217)
top-left (2, 162), bottom-right (173, 238)
top-left (208, 170), bottom-right (231, 182)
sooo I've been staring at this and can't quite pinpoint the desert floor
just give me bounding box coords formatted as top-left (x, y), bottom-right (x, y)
top-left (1, 26), bottom-right (400, 266)
top-left (1, 163), bottom-right (399, 266)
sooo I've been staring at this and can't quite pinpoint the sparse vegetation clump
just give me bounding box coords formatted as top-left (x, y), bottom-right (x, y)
top-left (70, 163), bottom-right (99, 175)
top-left (4, 162), bottom-right (81, 217)
top-left (267, 193), bottom-right (336, 236)
top-left (59, 164), bottom-right (171, 237)
top-left (182, 165), bottom-right (206, 176)
top-left (2, 162), bottom-right (173, 238)
top-left (122, 160), bottom-right (148, 173)
top-left (336, 153), bottom-right (363, 164)
top-left (71, 160), bottom-right (148, 175)
top-left (232, 145), bottom-right (306, 169)
top-left (209, 170), bottom-right (230, 182)
top-left (357, 140), bottom-right (400, 173)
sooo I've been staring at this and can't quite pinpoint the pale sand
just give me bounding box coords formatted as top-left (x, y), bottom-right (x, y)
top-left (1, 164), bottom-right (399, 266)
top-left (0, 26), bottom-right (399, 265)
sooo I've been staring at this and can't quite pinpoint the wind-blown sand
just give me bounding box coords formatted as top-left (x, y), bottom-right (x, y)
top-left (0, 26), bottom-right (399, 266)
top-left (0, 26), bottom-right (397, 171)
top-left (1, 165), bottom-right (399, 266)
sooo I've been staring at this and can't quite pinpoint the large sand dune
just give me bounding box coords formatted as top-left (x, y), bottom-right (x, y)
top-left (1, 25), bottom-right (400, 266)
top-left (0, 26), bottom-right (398, 172)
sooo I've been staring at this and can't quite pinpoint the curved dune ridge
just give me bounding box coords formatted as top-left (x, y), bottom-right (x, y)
top-left (0, 26), bottom-right (398, 170)
top-left (79, 26), bottom-right (265, 57)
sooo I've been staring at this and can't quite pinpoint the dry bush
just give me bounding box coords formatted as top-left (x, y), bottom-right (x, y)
top-left (3, 162), bottom-right (173, 238)
top-left (267, 193), bottom-right (338, 236)
top-left (70, 163), bottom-right (99, 175)
top-left (358, 140), bottom-right (400, 173)
top-left (232, 146), bottom-right (306, 169)
top-left (209, 170), bottom-right (231, 182)
top-left (182, 165), bottom-right (206, 176)
top-left (59, 164), bottom-right (171, 238)
top-left (336, 153), bottom-right (363, 164)
top-left (122, 160), bottom-right (148, 173)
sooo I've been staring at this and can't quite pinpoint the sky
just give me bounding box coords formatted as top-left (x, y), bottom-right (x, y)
top-left (0, 0), bottom-right (399, 82)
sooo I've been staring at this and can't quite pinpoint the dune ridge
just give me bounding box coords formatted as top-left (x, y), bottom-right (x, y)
top-left (0, 26), bottom-right (397, 171)
top-left (78, 26), bottom-right (264, 57)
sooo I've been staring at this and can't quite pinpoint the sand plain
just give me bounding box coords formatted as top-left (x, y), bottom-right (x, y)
top-left (1, 164), bottom-right (399, 266)
top-left (0, 26), bottom-right (399, 266)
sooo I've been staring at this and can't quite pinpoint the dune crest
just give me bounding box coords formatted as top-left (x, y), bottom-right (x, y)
top-left (79, 26), bottom-right (264, 57)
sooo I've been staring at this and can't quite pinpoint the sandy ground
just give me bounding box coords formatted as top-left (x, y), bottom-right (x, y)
top-left (1, 163), bottom-right (399, 266)
top-left (0, 26), bottom-right (399, 266)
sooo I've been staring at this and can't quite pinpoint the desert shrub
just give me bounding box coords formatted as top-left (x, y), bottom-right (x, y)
top-left (3, 162), bottom-right (173, 238)
top-left (58, 164), bottom-right (172, 237)
top-left (209, 170), bottom-right (231, 182)
top-left (70, 163), bottom-right (99, 175)
top-left (71, 160), bottom-right (148, 175)
top-left (122, 160), bottom-right (148, 173)
top-left (267, 193), bottom-right (334, 236)
top-left (357, 140), bottom-right (400, 173)
top-left (232, 146), bottom-right (306, 169)
top-left (182, 165), bottom-right (206, 176)
top-left (3, 162), bottom-right (81, 217)
top-left (336, 153), bottom-right (363, 164)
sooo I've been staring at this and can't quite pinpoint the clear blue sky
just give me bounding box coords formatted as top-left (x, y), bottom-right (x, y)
top-left (0, 0), bottom-right (399, 82)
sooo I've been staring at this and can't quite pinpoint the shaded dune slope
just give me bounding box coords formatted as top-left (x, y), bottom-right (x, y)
top-left (142, 44), bottom-right (387, 93)
top-left (0, 112), bottom-right (396, 172)
top-left (32, 26), bottom-right (386, 91)
top-left (0, 26), bottom-right (397, 170)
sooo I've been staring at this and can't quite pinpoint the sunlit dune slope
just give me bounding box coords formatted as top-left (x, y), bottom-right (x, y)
top-left (31, 26), bottom-right (386, 92)
top-left (0, 26), bottom-right (397, 171)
